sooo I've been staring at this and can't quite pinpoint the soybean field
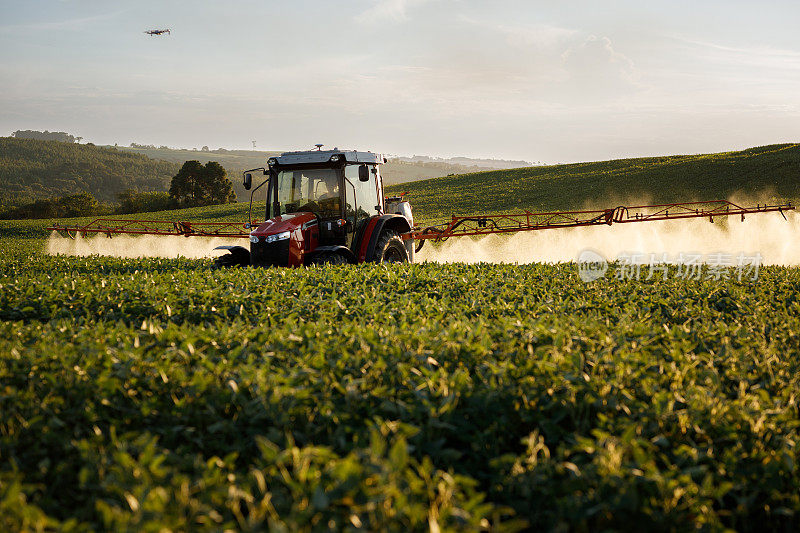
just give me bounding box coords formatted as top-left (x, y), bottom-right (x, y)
top-left (2, 251), bottom-right (800, 531)
top-left (2, 145), bottom-right (800, 531)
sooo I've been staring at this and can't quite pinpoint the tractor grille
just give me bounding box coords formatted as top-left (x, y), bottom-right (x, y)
top-left (250, 239), bottom-right (290, 267)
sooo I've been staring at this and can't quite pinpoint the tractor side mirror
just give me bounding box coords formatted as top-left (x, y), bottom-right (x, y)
top-left (358, 164), bottom-right (369, 182)
top-left (243, 172), bottom-right (252, 190)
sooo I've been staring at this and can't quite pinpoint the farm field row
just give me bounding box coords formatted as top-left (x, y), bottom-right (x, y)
top-left (2, 255), bottom-right (800, 530)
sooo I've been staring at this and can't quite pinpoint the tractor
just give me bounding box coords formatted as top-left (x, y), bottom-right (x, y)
top-left (213, 147), bottom-right (415, 268)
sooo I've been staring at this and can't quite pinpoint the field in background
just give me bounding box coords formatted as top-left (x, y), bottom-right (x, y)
top-left (390, 143), bottom-right (800, 224)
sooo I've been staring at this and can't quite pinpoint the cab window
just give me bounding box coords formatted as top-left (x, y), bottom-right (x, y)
top-left (344, 165), bottom-right (379, 227)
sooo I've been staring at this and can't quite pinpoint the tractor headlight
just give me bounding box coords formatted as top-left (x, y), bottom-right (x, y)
top-left (330, 154), bottom-right (341, 162)
top-left (249, 235), bottom-right (259, 243)
top-left (268, 158), bottom-right (278, 167)
top-left (265, 231), bottom-right (290, 243)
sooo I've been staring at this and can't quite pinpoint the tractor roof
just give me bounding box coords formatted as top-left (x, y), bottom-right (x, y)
top-left (275, 149), bottom-right (384, 166)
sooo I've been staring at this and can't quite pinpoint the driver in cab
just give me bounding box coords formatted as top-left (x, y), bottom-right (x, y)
top-left (316, 173), bottom-right (339, 200)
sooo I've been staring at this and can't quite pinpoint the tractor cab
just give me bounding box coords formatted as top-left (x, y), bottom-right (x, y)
top-left (215, 147), bottom-right (414, 268)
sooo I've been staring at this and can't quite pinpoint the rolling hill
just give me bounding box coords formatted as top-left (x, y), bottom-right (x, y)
top-left (387, 143), bottom-right (800, 223)
top-left (117, 145), bottom-right (516, 191)
top-left (0, 137), bottom-right (180, 206)
top-left (1, 141), bottom-right (494, 209)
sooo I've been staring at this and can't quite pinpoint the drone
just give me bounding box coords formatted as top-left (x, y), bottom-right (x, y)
top-left (144, 29), bottom-right (170, 36)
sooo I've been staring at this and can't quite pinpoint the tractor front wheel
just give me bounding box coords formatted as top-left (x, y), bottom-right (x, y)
top-left (373, 230), bottom-right (409, 263)
top-left (212, 246), bottom-right (250, 269)
top-left (311, 252), bottom-right (348, 266)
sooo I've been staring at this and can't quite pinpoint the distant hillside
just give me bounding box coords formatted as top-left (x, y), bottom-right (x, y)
top-left (116, 145), bottom-right (508, 191)
top-left (0, 138), bottom-right (179, 206)
top-left (115, 146), bottom-right (280, 201)
top-left (388, 144), bottom-right (800, 223)
top-left (391, 155), bottom-right (535, 169)
top-left (380, 159), bottom-right (510, 184)
top-left (116, 146), bottom-right (281, 172)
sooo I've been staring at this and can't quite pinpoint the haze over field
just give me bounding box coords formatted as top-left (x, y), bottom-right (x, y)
top-left (1, 1), bottom-right (798, 162)
top-left (418, 211), bottom-right (800, 267)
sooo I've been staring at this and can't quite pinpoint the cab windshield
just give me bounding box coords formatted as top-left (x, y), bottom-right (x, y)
top-left (276, 168), bottom-right (341, 218)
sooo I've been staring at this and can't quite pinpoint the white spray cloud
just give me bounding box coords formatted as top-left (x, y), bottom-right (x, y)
top-left (418, 211), bottom-right (800, 266)
top-left (47, 232), bottom-right (240, 260)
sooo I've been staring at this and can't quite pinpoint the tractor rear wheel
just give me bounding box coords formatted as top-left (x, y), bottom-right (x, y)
top-left (311, 252), bottom-right (348, 266)
top-left (373, 230), bottom-right (409, 263)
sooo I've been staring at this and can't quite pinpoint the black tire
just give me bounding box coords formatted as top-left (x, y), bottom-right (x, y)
top-left (310, 252), bottom-right (348, 266)
top-left (212, 247), bottom-right (250, 269)
top-left (373, 230), bottom-right (409, 263)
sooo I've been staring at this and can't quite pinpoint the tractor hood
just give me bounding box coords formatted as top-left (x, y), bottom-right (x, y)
top-left (250, 212), bottom-right (317, 240)
top-left (249, 212), bottom-right (318, 268)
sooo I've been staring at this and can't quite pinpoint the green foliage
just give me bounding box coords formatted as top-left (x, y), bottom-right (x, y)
top-left (1, 254), bottom-right (800, 530)
top-left (12, 129), bottom-right (78, 143)
top-left (0, 137), bottom-right (180, 205)
top-left (117, 146), bottom-right (281, 202)
top-left (116, 190), bottom-right (174, 215)
top-left (388, 143), bottom-right (800, 223)
top-left (169, 161), bottom-right (236, 208)
top-left (0, 192), bottom-right (108, 220)
top-left (1, 142), bottom-right (800, 530)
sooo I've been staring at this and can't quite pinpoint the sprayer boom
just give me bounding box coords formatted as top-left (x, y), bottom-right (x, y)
top-left (47, 200), bottom-right (794, 265)
top-left (48, 218), bottom-right (251, 239)
top-left (412, 200), bottom-right (794, 243)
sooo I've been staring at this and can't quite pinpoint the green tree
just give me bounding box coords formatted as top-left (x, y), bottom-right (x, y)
top-left (169, 160), bottom-right (236, 207)
top-left (0, 192), bottom-right (105, 220)
top-left (59, 192), bottom-right (100, 217)
top-left (117, 189), bottom-right (174, 214)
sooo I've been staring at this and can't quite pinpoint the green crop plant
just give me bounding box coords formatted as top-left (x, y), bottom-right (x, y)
top-left (2, 253), bottom-right (800, 531)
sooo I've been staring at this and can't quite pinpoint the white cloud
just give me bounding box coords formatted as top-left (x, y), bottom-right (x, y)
top-left (356, 0), bottom-right (432, 23)
top-left (673, 36), bottom-right (800, 71)
top-left (560, 35), bottom-right (642, 97)
top-left (469, 18), bottom-right (578, 49)
top-left (0, 10), bottom-right (128, 34)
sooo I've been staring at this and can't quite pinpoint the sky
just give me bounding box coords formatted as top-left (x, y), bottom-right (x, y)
top-left (0, 0), bottom-right (798, 162)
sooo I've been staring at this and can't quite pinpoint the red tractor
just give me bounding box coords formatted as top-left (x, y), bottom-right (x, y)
top-left (214, 147), bottom-right (415, 268)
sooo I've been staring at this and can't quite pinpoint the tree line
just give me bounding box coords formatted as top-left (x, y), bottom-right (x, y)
top-left (1, 160), bottom-right (236, 220)
top-left (0, 137), bottom-right (179, 207)
top-left (11, 130), bottom-right (81, 143)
